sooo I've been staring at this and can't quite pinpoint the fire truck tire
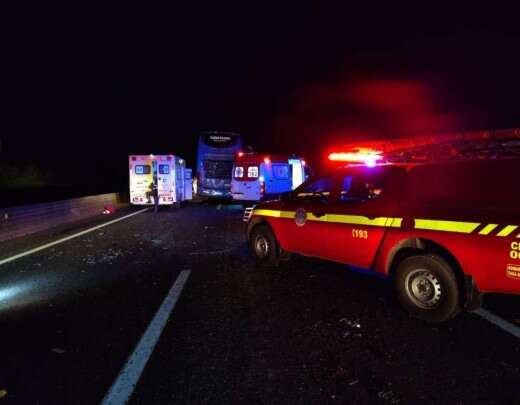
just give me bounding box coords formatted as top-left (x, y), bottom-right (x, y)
top-left (249, 225), bottom-right (279, 267)
top-left (395, 254), bottom-right (461, 323)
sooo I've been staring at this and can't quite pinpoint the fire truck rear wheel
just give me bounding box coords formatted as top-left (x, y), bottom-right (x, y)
top-left (249, 225), bottom-right (279, 267)
top-left (395, 254), bottom-right (461, 323)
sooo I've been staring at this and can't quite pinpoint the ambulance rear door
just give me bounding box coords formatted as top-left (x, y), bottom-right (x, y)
top-left (156, 155), bottom-right (174, 205)
top-left (288, 158), bottom-right (305, 190)
top-left (232, 163), bottom-right (262, 201)
top-left (174, 156), bottom-right (186, 203)
top-left (265, 162), bottom-right (292, 194)
top-left (184, 168), bottom-right (193, 200)
top-left (129, 155), bottom-right (154, 205)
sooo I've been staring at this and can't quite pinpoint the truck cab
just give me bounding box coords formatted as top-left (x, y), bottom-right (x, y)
top-left (246, 130), bottom-right (520, 322)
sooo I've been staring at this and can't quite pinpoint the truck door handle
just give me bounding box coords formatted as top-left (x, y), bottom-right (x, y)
top-left (312, 211), bottom-right (326, 218)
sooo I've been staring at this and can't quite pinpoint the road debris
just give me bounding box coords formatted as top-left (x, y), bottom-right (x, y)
top-left (378, 389), bottom-right (400, 404)
top-left (189, 248), bottom-right (233, 256)
top-left (83, 248), bottom-right (124, 265)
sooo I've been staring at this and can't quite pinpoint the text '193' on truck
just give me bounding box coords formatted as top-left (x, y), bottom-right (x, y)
top-left (246, 128), bottom-right (520, 322)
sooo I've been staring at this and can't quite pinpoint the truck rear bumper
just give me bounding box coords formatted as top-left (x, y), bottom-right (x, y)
top-left (198, 188), bottom-right (232, 198)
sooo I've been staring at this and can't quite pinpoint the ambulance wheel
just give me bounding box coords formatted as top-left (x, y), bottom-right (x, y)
top-left (249, 225), bottom-right (279, 267)
top-left (395, 254), bottom-right (461, 323)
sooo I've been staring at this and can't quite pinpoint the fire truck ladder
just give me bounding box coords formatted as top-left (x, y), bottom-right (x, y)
top-left (343, 128), bottom-right (520, 164)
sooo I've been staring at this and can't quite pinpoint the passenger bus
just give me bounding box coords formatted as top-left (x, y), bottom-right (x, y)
top-left (196, 131), bottom-right (242, 198)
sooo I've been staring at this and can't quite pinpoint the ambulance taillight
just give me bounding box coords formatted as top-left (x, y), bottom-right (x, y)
top-left (259, 176), bottom-right (265, 195)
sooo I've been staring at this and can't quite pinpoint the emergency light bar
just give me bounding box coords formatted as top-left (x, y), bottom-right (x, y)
top-left (328, 150), bottom-right (383, 167)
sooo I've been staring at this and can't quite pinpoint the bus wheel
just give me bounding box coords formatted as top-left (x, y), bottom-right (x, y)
top-left (249, 225), bottom-right (279, 267)
top-left (394, 254), bottom-right (461, 323)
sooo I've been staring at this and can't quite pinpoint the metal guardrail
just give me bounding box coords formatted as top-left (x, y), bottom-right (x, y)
top-left (0, 193), bottom-right (126, 242)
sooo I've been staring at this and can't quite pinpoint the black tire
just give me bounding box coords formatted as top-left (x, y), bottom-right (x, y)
top-left (394, 254), bottom-right (461, 323)
top-left (249, 224), bottom-right (279, 267)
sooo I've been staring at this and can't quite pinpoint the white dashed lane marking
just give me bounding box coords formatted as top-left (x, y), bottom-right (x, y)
top-left (101, 270), bottom-right (191, 405)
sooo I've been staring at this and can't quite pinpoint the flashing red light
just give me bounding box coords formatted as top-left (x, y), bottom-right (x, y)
top-left (238, 151), bottom-right (244, 157)
top-left (301, 160), bottom-right (306, 166)
top-left (263, 157), bottom-right (271, 164)
top-left (328, 150), bottom-right (382, 167)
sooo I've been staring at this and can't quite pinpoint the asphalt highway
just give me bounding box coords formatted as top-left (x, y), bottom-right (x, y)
top-left (0, 203), bottom-right (518, 404)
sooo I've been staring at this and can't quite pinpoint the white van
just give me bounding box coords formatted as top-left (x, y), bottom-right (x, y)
top-left (231, 154), bottom-right (306, 203)
top-left (129, 154), bottom-right (192, 206)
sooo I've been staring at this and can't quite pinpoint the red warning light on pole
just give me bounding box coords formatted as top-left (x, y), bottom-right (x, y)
top-left (263, 157), bottom-right (271, 164)
top-left (238, 151), bottom-right (244, 158)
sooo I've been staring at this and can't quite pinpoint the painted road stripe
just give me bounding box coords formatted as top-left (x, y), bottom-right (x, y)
top-left (475, 308), bottom-right (520, 339)
top-left (0, 208), bottom-right (150, 267)
top-left (101, 270), bottom-right (191, 405)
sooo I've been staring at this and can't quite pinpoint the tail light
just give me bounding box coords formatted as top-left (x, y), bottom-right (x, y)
top-left (260, 179), bottom-right (265, 195)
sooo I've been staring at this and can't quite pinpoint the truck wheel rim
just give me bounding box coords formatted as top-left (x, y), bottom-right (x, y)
top-left (404, 269), bottom-right (442, 309)
top-left (254, 235), bottom-right (270, 258)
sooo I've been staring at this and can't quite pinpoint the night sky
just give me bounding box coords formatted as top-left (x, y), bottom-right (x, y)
top-left (3, 4), bottom-right (520, 188)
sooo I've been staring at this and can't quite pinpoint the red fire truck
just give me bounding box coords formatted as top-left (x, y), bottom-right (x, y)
top-left (246, 129), bottom-right (520, 322)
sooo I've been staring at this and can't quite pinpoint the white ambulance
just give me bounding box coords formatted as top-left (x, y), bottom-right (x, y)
top-left (129, 154), bottom-right (192, 206)
top-left (231, 154), bottom-right (306, 203)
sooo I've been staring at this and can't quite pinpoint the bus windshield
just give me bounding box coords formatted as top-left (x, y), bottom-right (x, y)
top-left (196, 132), bottom-right (242, 197)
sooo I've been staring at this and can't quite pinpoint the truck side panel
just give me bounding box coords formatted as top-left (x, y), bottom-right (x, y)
top-left (375, 227), bottom-right (520, 295)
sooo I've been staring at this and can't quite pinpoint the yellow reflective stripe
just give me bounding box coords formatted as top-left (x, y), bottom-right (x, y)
top-left (415, 219), bottom-right (481, 234)
top-left (327, 214), bottom-right (386, 226)
top-left (307, 213), bottom-right (328, 222)
top-left (252, 209), bottom-right (295, 219)
top-left (497, 225), bottom-right (519, 237)
top-left (478, 224), bottom-right (499, 235)
top-left (386, 218), bottom-right (403, 228)
top-left (253, 210), bottom-right (403, 228)
top-left (326, 215), bottom-right (402, 227)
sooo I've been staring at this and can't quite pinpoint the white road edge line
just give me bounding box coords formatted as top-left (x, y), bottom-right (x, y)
top-left (475, 308), bottom-right (520, 339)
top-left (101, 270), bottom-right (191, 405)
top-left (0, 208), bottom-right (150, 267)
